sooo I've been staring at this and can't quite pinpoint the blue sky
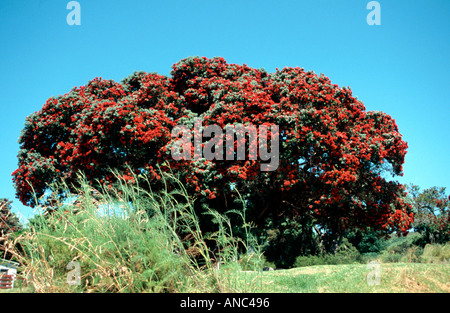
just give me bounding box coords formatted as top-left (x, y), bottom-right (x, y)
top-left (0, 0), bottom-right (449, 223)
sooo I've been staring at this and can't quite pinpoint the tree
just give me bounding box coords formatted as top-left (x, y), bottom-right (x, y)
top-left (345, 228), bottom-right (385, 254)
top-left (407, 185), bottom-right (449, 244)
top-left (0, 198), bottom-right (21, 237)
top-left (0, 198), bottom-right (23, 259)
top-left (12, 56), bottom-right (413, 252)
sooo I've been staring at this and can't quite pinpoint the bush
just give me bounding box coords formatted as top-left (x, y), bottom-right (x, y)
top-left (383, 246), bottom-right (423, 263)
top-left (378, 232), bottom-right (426, 263)
top-left (293, 255), bottom-right (326, 268)
top-left (360, 252), bottom-right (380, 263)
top-left (10, 170), bottom-right (264, 292)
top-left (328, 238), bottom-right (361, 264)
top-left (261, 215), bottom-right (318, 269)
top-left (12, 177), bottom-right (198, 292)
top-left (294, 238), bottom-right (361, 268)
top-left (346, 229), bottom-right (385, 254)
top-left (379, 250), bottom-right (403, 263)
top-left (421, 242), bottom-right (450, 263)
top-left (1, 198), bottom-right (23, 260)
top-left (377, 233), bottom-right (450, 264)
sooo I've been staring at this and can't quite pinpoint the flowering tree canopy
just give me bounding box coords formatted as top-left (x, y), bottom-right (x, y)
top-left (407, 185), bottom-right (449, 244)
top-left (12, 56), bottom-right (413, 240)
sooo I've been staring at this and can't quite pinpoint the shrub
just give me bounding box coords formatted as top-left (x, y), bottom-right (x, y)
top-left (294, 238), bottom-right (361, 268)
top-left (421, 242), bottom-right (450, 263)
top-left (11, 176), bottom-right (197, 292)
top-left (294, 255), bottom-right (327, 268)
top-left (378, 232), bottom-right (427, 263)
top-left (0, 198), bottom-right (23, 260)
top-left (0, 198), bottom-right (22, 237)
top-left (379, 250), bottom-right (403, 263)
top-left (346, 229), bottom-right (385, 254)
top-left (261, 215), bottom-right (318, 269)
top-left (328, 238), bottom-right (361, 264)
top-left (10, 170), bottom-right (264, 292)
top-left (360, 252), bottom-right (380, 263)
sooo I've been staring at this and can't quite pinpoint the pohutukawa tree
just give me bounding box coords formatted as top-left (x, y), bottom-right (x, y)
top-left (12, 56), bottom-right (413, 251)
top-left (407, 185), bottom-right (449, 244)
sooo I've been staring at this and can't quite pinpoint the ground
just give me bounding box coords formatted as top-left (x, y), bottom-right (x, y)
top-left (2, 262), bottom-right (449, 293)
top-left (255, 263), bottom-right (450, 293)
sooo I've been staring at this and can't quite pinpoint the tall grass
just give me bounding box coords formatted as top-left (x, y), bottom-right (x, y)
top-left (8, 168), bottom-right (265, 293)
top-left (421, 242), bottom-right (450, 263)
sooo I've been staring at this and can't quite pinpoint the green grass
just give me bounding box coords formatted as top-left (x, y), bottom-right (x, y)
top-left (2, 168), bottom-right (448, 293)
top-left (3, 168), bottom-right (267, 293)
top-left (4, 262), bottom-right (449, 293)
top-left (252, 263), bottom-right (449, 293)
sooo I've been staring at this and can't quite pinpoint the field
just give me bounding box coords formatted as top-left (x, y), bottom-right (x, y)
top-left (257, 263), bottom-right (449, 293)
top-left (3, 262), bottom-right (448, 293)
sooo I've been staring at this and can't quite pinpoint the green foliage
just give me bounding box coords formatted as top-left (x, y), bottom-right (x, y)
top-left (293, 238), bottom-right (361, 268)
top-left (260, 215), bottom-right (318, 268)
top-left (421, 242), bottom-right (450, 263)
top-left (407, 185), bottom-right (449, 244)
top-left (0, 198), bottom-right (22, 236)
top-left (377, 232), bottom-right (450, 264)
top-left (258, 263), bottom-right (450, 293)
top-left (0, 198), bottom-right (23, 260)
top-left (293, 231), bottom-right (449, 268)
top-left (346, 229), bottom-right (385, 254)
top-left (293, 255), bottom-right (326, 268)
top-left (10, 170), bottom-right (264, 293)
top-left (14, 180), bottom-right (192, 292)
top-left (382, 232), bottom-right (423, 253)
top-left (330, 238), bottom-right (361, 264)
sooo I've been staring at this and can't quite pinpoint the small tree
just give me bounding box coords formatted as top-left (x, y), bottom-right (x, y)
top-left (0, 198), bottom-right (22, 237)
top-left (0, 198), bottom-right (23, 259)
top-left (407, 185), bottom-right (449, 244)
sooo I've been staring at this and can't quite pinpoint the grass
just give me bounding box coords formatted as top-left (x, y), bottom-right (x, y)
top-left (253, 263), bottom-right (450, 293)
top-left (4, 262), bottom-right (449, 293)
top-left (2, 168), bottom-right (266, 293)
top-left (1, 167), bottom-right (448, 293)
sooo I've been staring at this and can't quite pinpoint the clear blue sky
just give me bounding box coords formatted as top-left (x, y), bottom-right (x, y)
top-left (1, 0), bottom-right (449, 223)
